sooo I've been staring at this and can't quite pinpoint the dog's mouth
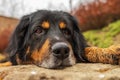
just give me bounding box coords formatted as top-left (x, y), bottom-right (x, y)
top-left (52, 61), bottom-right (72, 69)
top-left (36, 58), bottom-right (73, 69)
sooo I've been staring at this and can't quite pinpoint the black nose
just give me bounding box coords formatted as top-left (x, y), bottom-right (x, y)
top-left (52, 43), bottom-right (70, 59)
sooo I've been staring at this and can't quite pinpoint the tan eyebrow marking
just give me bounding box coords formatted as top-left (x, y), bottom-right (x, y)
top-left (59, 21), bottom-right (66, 29)
top-left (41, 21), bottom-right (50, 29)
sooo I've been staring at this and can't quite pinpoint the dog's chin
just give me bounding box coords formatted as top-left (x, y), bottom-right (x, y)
top-left (40, 59), bottom-right (63, 69)
top-left (36, 54), bottom-right (76, 69)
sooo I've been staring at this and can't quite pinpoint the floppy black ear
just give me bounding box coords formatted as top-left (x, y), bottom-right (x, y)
top-left (71, 17), bottom-right (88, 62)
top-left (5, 15), bottom-right (30, 64)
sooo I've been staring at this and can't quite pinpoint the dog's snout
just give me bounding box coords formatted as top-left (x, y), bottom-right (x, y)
top-left (52, 43), bottom-right (70, 59)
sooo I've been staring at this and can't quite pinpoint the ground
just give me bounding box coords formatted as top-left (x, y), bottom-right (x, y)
top-left (0, 64), bottom-right (120, 80)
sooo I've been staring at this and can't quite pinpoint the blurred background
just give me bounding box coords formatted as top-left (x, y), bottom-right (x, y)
top-left (0, 0), bottom-right (120, 52)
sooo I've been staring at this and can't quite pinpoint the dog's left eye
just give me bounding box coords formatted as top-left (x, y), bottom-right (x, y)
top-left (34, 27), bottom-right (44, 34)
top-left (62, 29), bottom-right (71, 37)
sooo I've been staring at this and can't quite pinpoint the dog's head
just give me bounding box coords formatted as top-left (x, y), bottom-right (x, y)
top-left (6, 10), bottom-right (87, 68)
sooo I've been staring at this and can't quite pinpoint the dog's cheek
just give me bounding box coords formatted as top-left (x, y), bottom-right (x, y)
top-left (69, 51), bottom-right (76, 65)
top-left (68, 45), bottom-right (76, 65)
top-left (30, 39), bottom-right (50, 64)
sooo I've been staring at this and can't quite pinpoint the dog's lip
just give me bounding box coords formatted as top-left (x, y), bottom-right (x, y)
top-left (52, 63), bottom-right (72, 69)
top-left (51, 60), bottom-right (72, 69)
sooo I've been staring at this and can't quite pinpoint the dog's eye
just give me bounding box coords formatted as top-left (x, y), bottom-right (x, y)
top-left (34, 27), bottom-right (44, 34)
top-left (62, 29), bottom-right (71, 36)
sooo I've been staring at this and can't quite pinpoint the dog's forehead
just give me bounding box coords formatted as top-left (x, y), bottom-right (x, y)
top-left (31, 11), bottom-right (73, 29)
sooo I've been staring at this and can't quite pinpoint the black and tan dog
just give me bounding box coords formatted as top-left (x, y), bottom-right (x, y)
top-left (0, 10), bottom-right (120, 68)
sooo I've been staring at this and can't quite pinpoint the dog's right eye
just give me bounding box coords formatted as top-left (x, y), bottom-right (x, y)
top-left (34, 27), bottom-right (44, 34)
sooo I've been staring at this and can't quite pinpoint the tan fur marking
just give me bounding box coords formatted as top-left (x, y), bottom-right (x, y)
top-left (31, 39), bottom-right (50, 63)
top-left (26, 46), bottom-right (30, 54)
top-left (85, 45), bottom-right (120, 64)
top-left (0, 61), bottom-right (12, 67)
top-left (59, 21), bottom-right (66, 29)
top-left (41, 21), bottom-right (50, 29)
